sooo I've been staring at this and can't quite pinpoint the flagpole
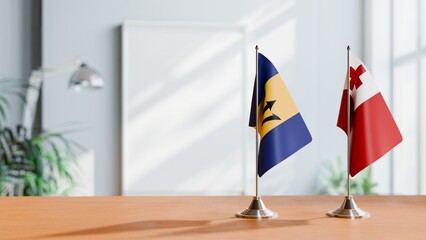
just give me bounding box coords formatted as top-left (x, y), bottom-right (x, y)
top-left (346, 45), bottom-right (351, 197)
top-left (236, 45), bottom-right (277, 219)
top-left (326, 46), bottom-right (369, 219)
top-left (255, 45), bottom-right (259, 198)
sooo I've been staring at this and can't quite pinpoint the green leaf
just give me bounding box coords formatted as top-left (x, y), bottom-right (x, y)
top-left (0, 96), bottom-right (11, 108)
top-left (24, 173), bottom-right (38, 195)
top-left (0, 105), bottom-right (7, 122)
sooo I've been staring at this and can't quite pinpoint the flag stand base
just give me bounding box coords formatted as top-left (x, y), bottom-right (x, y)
top-left (327, 195), bottom-right (370, 219)
top-left (236, 196), bottom-right (278, 219)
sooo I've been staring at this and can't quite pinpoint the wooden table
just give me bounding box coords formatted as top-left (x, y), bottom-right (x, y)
top-left (1, 196), bottom-right (425, 239)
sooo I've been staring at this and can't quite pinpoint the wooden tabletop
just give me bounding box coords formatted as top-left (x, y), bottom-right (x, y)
top-left (1, 195), bottom-right (425, 240)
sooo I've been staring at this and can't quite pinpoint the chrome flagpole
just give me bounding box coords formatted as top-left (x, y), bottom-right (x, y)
top-left (236, 45), bottom-right (277, 219)
top-left (256, 44), bottom-right (260, 199)
top-left (327, 46), bottom-right (369, 219)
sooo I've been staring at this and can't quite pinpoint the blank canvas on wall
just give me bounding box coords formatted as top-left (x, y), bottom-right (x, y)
top-left (121, 21), bottom-right (247, 195)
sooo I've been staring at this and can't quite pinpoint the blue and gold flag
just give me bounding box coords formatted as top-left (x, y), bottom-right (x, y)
top-left (249, 53), bottom-right (312, 177)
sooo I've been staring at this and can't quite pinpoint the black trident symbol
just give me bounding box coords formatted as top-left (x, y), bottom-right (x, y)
top-left (262, 100), bottom-right (281, 125)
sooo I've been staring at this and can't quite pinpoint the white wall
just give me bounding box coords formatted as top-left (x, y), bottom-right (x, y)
top-left (365, 0), bottom-right (426, 195)
top-left (42, 0), bottom-right (363, 195)
top-left (0, 0), bottom-right (32, 127)
top-left (364, 0), bottom-right (393, 194)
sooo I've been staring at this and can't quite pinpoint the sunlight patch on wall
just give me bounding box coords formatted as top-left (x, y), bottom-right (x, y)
top-left (123, 23), bottom-right (245, 195)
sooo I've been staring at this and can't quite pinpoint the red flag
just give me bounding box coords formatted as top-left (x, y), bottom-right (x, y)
top-left (337, 52), bottom-right (402, 177)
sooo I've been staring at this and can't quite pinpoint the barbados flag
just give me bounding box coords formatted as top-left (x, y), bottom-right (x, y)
top-left (249, 53), bottom-right (312, 177)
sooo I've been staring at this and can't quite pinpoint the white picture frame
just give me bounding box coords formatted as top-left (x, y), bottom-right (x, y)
top-left (121, 21), bottom-right (248, 195)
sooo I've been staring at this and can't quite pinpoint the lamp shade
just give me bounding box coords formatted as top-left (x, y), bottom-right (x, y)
top-left (69, 63), bottom-right (104, 90)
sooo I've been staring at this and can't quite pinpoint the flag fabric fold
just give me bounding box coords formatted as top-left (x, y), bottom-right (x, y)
top-left (337, 52), bottom-right (403, 176)
top-left (249, 53), bottom-right (312, 177)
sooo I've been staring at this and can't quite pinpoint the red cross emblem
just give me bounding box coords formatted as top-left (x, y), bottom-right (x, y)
top-left (350, 65), bottom-right (366, 90)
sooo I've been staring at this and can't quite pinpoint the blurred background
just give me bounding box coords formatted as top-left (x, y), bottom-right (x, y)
top-left (0, 0), bottom-right (424, 196)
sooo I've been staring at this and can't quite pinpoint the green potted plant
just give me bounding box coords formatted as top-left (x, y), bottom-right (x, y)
top-left (0, 79), bottom-right (80, 196)
top-left (319, 156), bottom-right (378, 195)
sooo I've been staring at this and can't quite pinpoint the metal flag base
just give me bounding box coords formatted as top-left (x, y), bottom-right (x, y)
top-left (327, 195), bottom-right (370, 219)
top-left (236, 196), bottom-right (278, 219)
